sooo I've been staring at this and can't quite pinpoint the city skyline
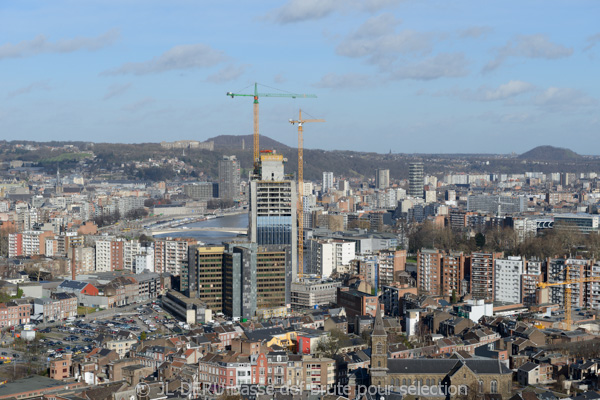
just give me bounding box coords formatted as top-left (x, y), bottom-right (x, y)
top-left (1, 1), bottom-right (599, 154)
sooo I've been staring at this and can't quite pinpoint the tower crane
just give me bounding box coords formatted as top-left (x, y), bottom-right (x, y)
top-left (538, 263), bottom-right (600, 330)
top-left (227, 83), bottom-right (317, 170)
top-left (289, 110), bottom-right (324, 279)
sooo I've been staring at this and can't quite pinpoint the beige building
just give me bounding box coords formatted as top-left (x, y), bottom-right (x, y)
top-left (106, 339), bottom-right (138, 358)
top-left (301, 357), bottom-right (335, 393)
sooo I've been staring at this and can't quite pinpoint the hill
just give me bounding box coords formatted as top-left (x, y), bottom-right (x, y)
top-left (208, 134), bottom-right (290, 151)
top-left (519, 145), bottom-right (582, 161)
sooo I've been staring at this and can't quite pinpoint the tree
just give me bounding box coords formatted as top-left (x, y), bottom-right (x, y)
top-left (451, 289), bottom-right (458, 304)
top-left (474, 233), bottom-right (486, 249)
top-left (316, 328), bottom-right (348, 358)
top-left (140, 331), bottom-right (147, 341)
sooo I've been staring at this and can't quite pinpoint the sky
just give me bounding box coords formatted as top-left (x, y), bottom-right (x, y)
top-left (0, 0), bottom-right (599, 155)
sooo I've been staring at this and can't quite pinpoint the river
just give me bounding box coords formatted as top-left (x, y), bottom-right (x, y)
top-left (154, 212), bottom-right (249, 244)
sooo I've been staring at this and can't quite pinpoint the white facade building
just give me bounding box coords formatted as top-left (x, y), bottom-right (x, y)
top-left (322, 172), bottom-right (334, 193)
top-left (307, 239), bottom-right (355, 278)
top-left (494, 256), bottom-right (524, 304)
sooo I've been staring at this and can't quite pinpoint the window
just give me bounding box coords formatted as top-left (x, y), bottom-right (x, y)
top-left (478, 380), bottom-right (484, 393)
top-left (491, 380), bottom-right (498, 394)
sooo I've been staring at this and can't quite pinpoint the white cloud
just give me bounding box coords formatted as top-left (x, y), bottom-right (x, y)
top-left (447, 80), bottom-right (535, 101)
top-left (103, 83), bottom-right (132, 100)
top-left (388, 53), bottom-right (469, 80)
top-left (0, 29), bottom-right (119, 61)
top-left (7, 81), bottom-right (51, 99)
top-left (483, 34), bottom-right (573, 73)
top-left (265, 0), bottom-right (403, 24)
top-left (206, 64), bottom-right (247, 83)
top-left (336, 14), bottom-right (434, 68)
top-left (584, 33), bottom-right (600, 51)
top-left (313, 73), bottom-right (372, 89)
top-left (483, 80), bottom-right (535, 100)
top-left (534, 87), bottom-right (597, 112)
top-left (103, 44), bottom-right (227, 76)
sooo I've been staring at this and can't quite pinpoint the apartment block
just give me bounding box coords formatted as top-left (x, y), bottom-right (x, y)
top-left (494, 256), bottom-right (524, 304)
top-left (306, 239), bottom-right (355, 278)
top-left (417, 249), bottom-right (443, 296)
top-left (470, 252), bottom-right (502, 301)
top-left (548, 258), bottom-right (591, 309)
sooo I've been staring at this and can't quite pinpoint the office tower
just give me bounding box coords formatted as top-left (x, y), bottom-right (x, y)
top-left (467, 194), bottom-right (526, 215)
top-left (219, 155), bottom-right (241, 200)
top-left (184, 182), bottom-right (218, 200)
top-left (290, 281), bottom-right (341, 311)
top-left (408, 162), bottom-right (424, 198)
top-left (470, 252), bottom-right (502, 300)
top-left (223, 243), bottom-right (292, 319)
top-left (188, 245), bottom-right (225, 313)
top-left (248, 151), bottom-right (297, 279)
top-left (322, 172), bottom-right (334, 193)
top-left (375, 169), bottom-right (390, 190)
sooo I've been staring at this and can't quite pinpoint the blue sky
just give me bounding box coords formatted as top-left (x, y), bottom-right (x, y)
top-left (0, 0), bottom-right (599, 154)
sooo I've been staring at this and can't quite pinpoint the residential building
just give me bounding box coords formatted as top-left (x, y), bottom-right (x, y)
top-left (494, 256), bottom-right (524, 304)
top-left (417, 249), bottom-right (442, 296)
top-left (154, 238), bottom-right (194, 277)
top-left (471, 252), bottom-right (502, 301)
top-left (336, 287), bottom-right (378, 319)
top-left (95, 239), bottom-right (124, 272)
top-left (408, 162), bottom-right (424, 198)
top-left (375, 169), bottom-right (390, 190)
top-left (322, 172), bottom-right (334, 193)
top-left (0, 300), bottom-right (32, 327)
top-left (306, 238), bottom-right (354, 278)
top-left (219, 155), bottom-right (241, 200)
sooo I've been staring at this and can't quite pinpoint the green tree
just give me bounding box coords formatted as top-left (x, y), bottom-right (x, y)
top-left (316, 329), bottom-right (348, 358)
top-left (451, 289), bottom-right (458, 304)
top-left (475, 233), bottom-right (486, 248)
top-left (140, 331), bottom-right (147, 341)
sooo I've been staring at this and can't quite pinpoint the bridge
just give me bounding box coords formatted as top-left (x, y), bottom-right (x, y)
top-left (150, 227), bottom-right (248, 236)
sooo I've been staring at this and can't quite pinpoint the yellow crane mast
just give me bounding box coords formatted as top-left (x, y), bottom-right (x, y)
top-left (538, 263), bottom-right (600, 330)
top-left (227, 83), bottom-right (316, 170)
top-left (289, 110), bottom-right (324, 279)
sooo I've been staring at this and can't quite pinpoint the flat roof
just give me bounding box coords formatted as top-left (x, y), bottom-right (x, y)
top-left (0, 375), bottom-right (75, 396)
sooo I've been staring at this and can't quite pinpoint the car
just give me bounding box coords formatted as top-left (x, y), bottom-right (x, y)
top-left (12, 354), bottom-right (19, 358)
top-left (1, 352), bottom-right (6, 356)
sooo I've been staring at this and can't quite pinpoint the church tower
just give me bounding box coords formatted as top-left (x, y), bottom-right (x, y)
top-left (370, 300), bottom-right (388, 387)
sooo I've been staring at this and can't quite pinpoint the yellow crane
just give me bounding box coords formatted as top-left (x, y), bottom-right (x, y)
top-left (227, 83), bottom-right (316, 170)
top-left (289, 110), bottom-right (324, 279)
top-left (538, 263), bottom-right (600, 330)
